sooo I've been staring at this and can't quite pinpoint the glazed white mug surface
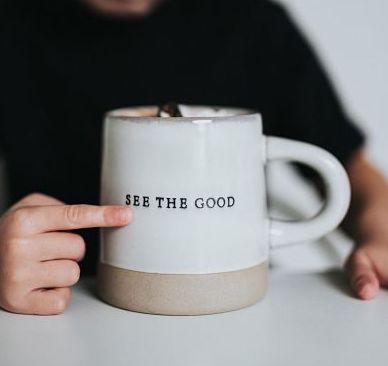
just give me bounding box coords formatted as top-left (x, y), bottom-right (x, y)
top-left (99, 105), bottom-right (350, 314)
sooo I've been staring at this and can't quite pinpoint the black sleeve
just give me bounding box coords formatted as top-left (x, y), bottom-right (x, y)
top-left (261, 2), bottom-right (365, 166)
top-left (0, 0), bottom-right (15, 155)
top-left (0, 3), bottom-right (6, 154)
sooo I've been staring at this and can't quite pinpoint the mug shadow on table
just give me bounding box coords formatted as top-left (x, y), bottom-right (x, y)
top-left (319, 270), bottom-right (354, 298)
top-left (81, 276), bottom-right (99, 299)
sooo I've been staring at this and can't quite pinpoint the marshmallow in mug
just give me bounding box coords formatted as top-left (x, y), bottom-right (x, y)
top-left (157, 103), bottom-right (247, 118)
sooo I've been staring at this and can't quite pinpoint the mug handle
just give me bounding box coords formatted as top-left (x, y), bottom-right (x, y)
top-left (265, 136), bottom-right (351, 248)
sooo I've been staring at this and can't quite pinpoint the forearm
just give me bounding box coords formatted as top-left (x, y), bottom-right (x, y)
top-left (342, 150), bottom-right (388, 244)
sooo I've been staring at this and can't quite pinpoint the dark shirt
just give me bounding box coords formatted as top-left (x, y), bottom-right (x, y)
top-left (0, 0), bottom-right (364, 274)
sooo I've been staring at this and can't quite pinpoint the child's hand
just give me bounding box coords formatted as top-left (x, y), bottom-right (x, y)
top-left (0, 192), bottom-right (133, 315)
top-left (344, 184), bottom-right (388, 300)
top-left (342, 151), bottom-right (388, 300)
top-left (346, 240), bottom-right (388, 300)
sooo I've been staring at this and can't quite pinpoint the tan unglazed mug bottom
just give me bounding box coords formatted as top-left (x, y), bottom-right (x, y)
top-left (97, 262), bottom-right (268, 315)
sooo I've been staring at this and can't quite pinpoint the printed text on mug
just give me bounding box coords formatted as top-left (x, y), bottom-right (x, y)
top-left (125, 194), bottom-right (235, 209)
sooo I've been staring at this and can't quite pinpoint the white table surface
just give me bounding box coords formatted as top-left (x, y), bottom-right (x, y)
top-left (1, 271), bottom-right (387, 366)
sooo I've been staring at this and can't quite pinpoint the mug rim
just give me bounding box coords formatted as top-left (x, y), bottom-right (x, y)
top-left (105, 104), bottom-right (261, 123)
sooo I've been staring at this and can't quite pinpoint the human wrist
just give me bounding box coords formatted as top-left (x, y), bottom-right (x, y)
top-left (349, 195), bottom-right (388, 245)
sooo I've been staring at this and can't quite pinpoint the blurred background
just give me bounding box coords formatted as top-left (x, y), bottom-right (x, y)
top-left (279, 0), bottom-right (388, 175)
top-left (0, 0), bottom-right (387, 271)
top-left (269, 0), bottom-right (388, 272)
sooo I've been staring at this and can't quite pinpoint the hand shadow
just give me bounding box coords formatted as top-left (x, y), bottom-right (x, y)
top-left (77, 275), bottom-right (98, 299)
top-left (319, 269), bottom-right (354, 298)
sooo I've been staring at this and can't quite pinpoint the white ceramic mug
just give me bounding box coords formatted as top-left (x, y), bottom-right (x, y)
top-left (98, 105), bottom-right (350, 315)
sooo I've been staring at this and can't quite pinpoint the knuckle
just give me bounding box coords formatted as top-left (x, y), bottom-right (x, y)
top-left (351, 249), bottom-right (364, 261)
top-left (2, 237), bottom-right (27, 259)
top-left (345, 250), bottom-right (365, 270)
top-left (25, 192), bottom-right (45, 201)
top-left (354, 250), bottom-right (369, 268)
top-left (353, 274), bottom-right (366, 284)
top-left (7, 208), bottom-right (31, 230)
top-left (65, 204), bottom-right (88, 225)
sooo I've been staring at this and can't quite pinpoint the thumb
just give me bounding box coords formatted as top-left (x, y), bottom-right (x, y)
top-left (345, 249), bottom-right (380, 300)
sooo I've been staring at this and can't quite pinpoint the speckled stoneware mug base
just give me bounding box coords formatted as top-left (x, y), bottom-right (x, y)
top-left (97, 262), bottom-right (267, 315)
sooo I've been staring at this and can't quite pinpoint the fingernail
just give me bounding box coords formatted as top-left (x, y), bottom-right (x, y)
top-left (357, 282), bottom-right (376, 300)
top-left (118, 207), bottom-right (133, 223)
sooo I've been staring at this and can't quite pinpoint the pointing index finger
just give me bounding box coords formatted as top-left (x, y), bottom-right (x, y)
top-left (23, 204), bottom-right (133, 234)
